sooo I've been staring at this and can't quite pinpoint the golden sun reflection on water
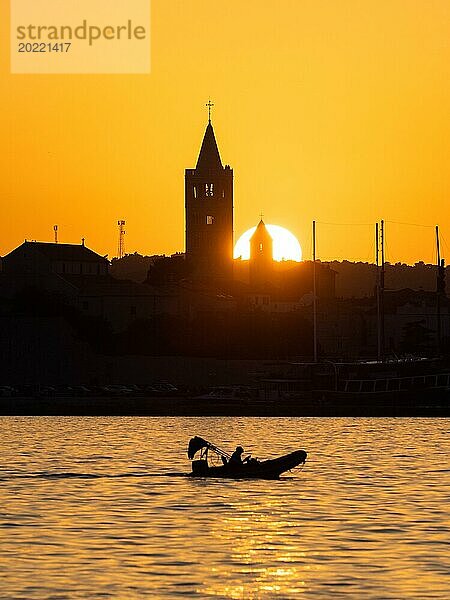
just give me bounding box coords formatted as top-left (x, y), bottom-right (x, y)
top-left (204, 506), bottom-right (310, 597)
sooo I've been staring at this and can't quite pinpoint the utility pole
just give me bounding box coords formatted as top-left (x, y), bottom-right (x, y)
top-left (376, 222), bottom-right (381, 361)
top-left (313, 220), bottom-right (318, 363)
top-left (380, 220), bottom-right (385, 360)
top-left (436, 225), bottom-right (444, 355)
top-left (117, 220), bottom-right (126, 259)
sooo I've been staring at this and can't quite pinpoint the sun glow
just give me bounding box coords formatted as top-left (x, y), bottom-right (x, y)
top-left (234, 224), bottom-right (302, 262)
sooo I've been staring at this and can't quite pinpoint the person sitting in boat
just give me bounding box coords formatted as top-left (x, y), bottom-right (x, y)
top-left (228, 446), bottom-right (252, 467)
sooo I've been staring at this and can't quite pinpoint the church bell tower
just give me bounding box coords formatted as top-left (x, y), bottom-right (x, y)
top-left (250, 220), bottom-right (274, 285)
top-left (185, 104), bottom-right (233, 279)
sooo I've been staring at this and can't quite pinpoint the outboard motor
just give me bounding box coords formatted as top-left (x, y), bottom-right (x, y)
top-left (192, 460), bottom-right (209, 476)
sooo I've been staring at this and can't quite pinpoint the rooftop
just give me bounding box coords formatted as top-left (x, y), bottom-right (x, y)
top-left (16, 241), bottom-right (109, 263)
top-left (195, 122), bottom-right (223, 172)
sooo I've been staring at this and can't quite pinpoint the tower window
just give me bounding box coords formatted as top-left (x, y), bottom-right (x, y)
top-left (259, 243), bottom-right (263, 251)
top-left (205, 183), bottom-right (214, 196)
top-left (222, 190), bottom-right (225, 198)
top-left (206, 215), bottom-right (214, 225)
top-left (193, 186), bottom-right (197, 198)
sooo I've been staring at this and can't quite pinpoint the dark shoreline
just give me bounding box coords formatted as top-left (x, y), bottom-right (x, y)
top-left (1, 395), bottom-right (449, 417)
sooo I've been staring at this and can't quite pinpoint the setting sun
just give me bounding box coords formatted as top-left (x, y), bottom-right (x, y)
top-left (234, 224), bottom-right (302, 262)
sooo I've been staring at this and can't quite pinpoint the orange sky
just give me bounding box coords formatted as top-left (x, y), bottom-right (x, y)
top-left (1, 0), bottom-right (449, 263)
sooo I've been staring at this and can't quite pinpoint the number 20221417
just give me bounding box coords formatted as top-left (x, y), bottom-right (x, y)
top-left (18, 43), bottom-right (72, 53)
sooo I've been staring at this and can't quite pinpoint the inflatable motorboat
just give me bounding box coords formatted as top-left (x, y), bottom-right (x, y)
top-left (187, 436), bottom-right (307, 479)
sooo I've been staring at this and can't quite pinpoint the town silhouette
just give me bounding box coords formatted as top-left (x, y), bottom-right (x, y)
top-left (1, 114), bottom-right (449, 416)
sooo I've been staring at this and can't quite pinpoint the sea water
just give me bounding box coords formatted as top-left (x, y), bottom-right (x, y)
top-left (0, 417), bottom-right (449, 598)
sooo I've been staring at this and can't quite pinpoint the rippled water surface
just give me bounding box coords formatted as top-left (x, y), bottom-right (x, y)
top-left (0, 417), bottom-right (449, 598)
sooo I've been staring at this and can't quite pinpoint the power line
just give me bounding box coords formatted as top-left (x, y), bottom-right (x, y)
top-left (440, 232), bottom-right (450, 257)
top-left (316, 221), bottom-right (373, 227)
top-left (385, 220), bottom-right (435, 229)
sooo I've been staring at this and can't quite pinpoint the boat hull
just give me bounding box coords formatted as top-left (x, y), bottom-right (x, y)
top-left (190, 450), bottom-right (307, 479)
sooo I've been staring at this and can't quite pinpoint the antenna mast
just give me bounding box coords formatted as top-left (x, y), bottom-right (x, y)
top-left (117, 220), bottom-right (126, 259)
top-left (376, 223), bottom-right (381, 361)
top-left (54, 225), bottom-right (58, 244)
top-left (312, 220), bottom-right (318, 363)
top-left (436, 225), bottom-right (442, 355)
top-left (380, 220), bottom-right (385, 360)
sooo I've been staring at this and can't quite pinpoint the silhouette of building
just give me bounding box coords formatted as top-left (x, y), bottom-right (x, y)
top-left (2, 241), bottom-right (109, 277)
top-left (249, 220), bottom-right (274, 285)
top-left (185, 118), bottom-right (233, 280)
top-left (0, 241), bottom-right (180, 332)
